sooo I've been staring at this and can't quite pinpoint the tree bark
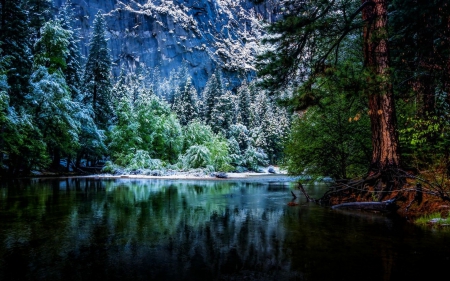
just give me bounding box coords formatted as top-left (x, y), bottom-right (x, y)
top-left (362, 0), bottom-right (401, 173)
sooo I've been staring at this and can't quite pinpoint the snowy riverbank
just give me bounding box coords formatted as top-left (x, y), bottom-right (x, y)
top-left (85, 167), bottom-right (298, 182)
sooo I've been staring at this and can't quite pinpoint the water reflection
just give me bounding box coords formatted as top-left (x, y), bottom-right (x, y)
top-left (0, 178), bottom-right (449, 281)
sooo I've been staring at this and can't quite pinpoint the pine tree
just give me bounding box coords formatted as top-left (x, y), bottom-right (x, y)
top-left (258, 0), bottom-right (402, 181)
top-left (210, 90), bottom-right (235, 135)
top-left (56, 0), bottom-right (84, 100)
top-left (236, 80), bottom-right (252, 127)
top-left (83, 11), bottom-right (112, 130)
top-left (25, 0), bottom-right (53, 41)
top-left (172, 76), bottom-right (199, 126)
top-left (0, 0), bottom-right (33, 104)
top-left (201, 69), bottom-right (224, 125)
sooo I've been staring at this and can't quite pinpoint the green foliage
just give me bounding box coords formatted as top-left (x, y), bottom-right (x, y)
top-left (34, 20), bottom-right (71, 73)
top-left (0, 0), bottom-right (33, 104)
top-left (284, 87), bottom-right (371, 179)
top-left (83, 11), bottom-right (112, 129)
top-left (257, 0), bottom-right (362, 91)
top-left (285, 58), bottom-right (372, 178)
top-left (181, 145), bottom-right (211, 169)
top-left (415, 212), bottom-right (450, 228)
top-left (180, 122), bottom-right (232, 172)
top-left (27, 66), bottom-right (80, 157)
top-left (241, 145), bottom-right (269, 172)
top-left (114, 150), bottom-right (163, 170)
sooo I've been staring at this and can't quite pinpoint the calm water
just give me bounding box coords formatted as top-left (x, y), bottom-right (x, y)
top-left (0, 178), bottom-right (449, 281)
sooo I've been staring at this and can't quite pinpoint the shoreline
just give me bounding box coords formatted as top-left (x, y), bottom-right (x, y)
top-left (83, 172), bottom-right (298, 183)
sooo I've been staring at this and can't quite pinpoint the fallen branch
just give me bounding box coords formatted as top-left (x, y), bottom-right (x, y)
top-left (297, 182), bottom-right (316, 202)
top-left (331, 199), bottom-right (397, 212)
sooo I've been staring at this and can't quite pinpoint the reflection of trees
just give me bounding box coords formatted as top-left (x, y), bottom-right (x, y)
top-left (3, 179), bottom-right (448, 281)
top-left (0, 178), bottom-right (297, 280)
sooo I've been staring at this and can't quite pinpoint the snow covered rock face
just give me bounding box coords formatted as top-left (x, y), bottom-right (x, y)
top-left (52, 0), bottom-right (280, 91)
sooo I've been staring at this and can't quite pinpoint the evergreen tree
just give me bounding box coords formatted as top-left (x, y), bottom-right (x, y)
top-left (258, 0), bottom-right (401, 182)
top-left (56, 0), bottom-right (84, 100)
top-left (56, 2), bottom-right (105, 168)
top-left (236, 80), bottom-right (252, 127)
top-left (83, 11), bottom-right (112, 130)
top-left (25, 0), bottom-right (53, 41)
top-left (210, 90), bottom-right (235, 135)
top-left (172, 76), bottom-right (199, 126)
top-left (201, 69), bottom-right (224, 125)
top-left (0, 0), bottom-right (33, 104)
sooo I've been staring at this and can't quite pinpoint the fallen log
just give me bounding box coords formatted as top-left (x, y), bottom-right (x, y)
top-left (331, 199), bottom-right (397, 212)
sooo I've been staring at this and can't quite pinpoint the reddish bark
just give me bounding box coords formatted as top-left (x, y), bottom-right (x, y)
top-left (362, 0), bottom-right (401, 172)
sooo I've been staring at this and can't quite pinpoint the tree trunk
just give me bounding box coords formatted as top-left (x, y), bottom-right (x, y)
top-left (362, 0), bottom-right (401, 173)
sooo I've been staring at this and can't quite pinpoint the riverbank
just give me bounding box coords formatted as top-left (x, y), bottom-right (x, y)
top-left (84, 169), bottom-right (298, 183)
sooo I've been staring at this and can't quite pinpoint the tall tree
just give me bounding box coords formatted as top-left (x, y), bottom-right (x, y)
top-left (362, 0), bottom-right (400, 174)
top-left (0, 0), bottom-right (33, 104)
top-left (201, 69), bottom-right (224, 125)
top-left (57, 1), bottom-right (105, 169)
top-left (83, 11), bottom-right (112, 130)
top-left (26, 0), bottom-right (53, 41)
top-left (257, 0), bottom-right (402, 180)
top-left (31, 20), bottom-right (80, 169)
top-left (172, 76), bottom-right (199, 126)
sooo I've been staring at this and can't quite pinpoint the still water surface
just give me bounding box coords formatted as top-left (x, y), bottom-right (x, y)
top-left (0, 178), bottom-right (449, 281)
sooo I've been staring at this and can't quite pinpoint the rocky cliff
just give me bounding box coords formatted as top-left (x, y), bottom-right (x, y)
top-left (53, 0), bottom-right (280, 91)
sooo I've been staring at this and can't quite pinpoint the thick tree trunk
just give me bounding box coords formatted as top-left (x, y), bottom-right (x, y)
top-left (362, 0), bottom-right (401, 173)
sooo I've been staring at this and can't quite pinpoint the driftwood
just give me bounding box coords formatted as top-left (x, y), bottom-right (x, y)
top-left (331, 199), bottom-right (397, 212)
top-left (297, 182), bottom-right (316, 202)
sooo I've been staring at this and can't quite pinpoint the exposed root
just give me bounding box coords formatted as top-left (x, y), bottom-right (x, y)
top-left (297, 168), bottom-right (450, 218)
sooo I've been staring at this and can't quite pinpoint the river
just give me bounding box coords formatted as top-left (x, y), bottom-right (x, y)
top-left (0, 177), bottom-right (449, 280)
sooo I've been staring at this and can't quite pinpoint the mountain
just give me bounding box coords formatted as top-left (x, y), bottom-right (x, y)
top-left (52, 0), bottom-right (280, 91)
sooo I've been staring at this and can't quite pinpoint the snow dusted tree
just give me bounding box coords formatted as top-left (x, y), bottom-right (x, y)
top-left (0, 0), bottom-right (33, 105)
top-left (54, 3), bottom-right (106, 169)
top-left (172, 76), bottom-right (199, 126)
top-left (33, 20), bottom-right (70, 74)
top-left (30, 19), bottom-right (83, 168)
top-left (236, 80), bottom-right (252, 127)
top-left (26, 0), bottom-right (53, 41)
top-left (83, 11), bottom-right (112, 130)
top-left (56, 0), bottom-right (83, 100)
top-left (211, 90), bottom-right (236, 135)
top-left (201, 68), bottom-right (224, 125)
top-left (27, 66), bottom-right (80, 169)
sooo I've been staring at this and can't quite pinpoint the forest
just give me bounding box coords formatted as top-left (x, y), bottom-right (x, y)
top-left (255, 0), bottom-right (450, 213)
top-left (1, 0), bottom-right (450, 213)
top-left (0, 0), bottom-right (290, 177)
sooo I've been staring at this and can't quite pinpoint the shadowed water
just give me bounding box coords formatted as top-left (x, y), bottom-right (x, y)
top-left (0, 178), bottom-right (449, 281)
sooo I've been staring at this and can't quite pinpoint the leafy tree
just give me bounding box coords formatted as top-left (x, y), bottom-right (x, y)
top-left (285, 93), bottom-right (371, 179)
top-left (33, 20), bottom-right (70, 73)
top-left (258, 0), bottom-right (401, 182)
top-left (390, 0), bottom-right (450, 171)
top-left (83, 11), bottom-right (112, 129)
top-left (27, 66), bottom-right (80, 169)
